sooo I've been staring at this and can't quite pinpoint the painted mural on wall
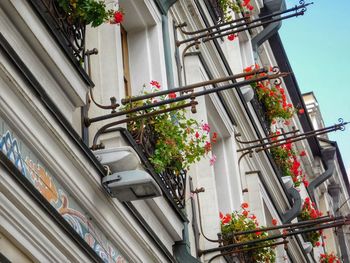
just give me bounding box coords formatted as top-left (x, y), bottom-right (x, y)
top-left (0, 126), bottom-right (127, 263)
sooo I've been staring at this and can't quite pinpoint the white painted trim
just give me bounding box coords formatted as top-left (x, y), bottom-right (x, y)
top-left (0, 46), bottom-right (177, 263)
top-left (0, 1), bottom-right (89, 110)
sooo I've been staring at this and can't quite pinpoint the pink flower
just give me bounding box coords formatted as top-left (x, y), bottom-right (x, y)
top-left (209, 155), bottom-right (217, 166)
top-left (150, 80), bottom-right (161, 89)
top-left (201, 123), bottom-right (210, 133)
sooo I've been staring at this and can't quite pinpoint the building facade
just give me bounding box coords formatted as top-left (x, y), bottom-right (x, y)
top-left (0, 0), bottom-right (349, 263)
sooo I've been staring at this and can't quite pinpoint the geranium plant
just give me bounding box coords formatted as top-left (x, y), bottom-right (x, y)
top-left (218, 0), bottom-right (254, 21)
top-left (244, 65), bottom-right (295, 125)
top-left (124, 81), bottom-right (217, 174)
top-left (57, 0), bottom-right (124, 27)
top-left (319, 252), bottom-right (341, 263)
top-left (270, 134), bottom-right (308, 187)
top-left (300, 197), bottom-right (323, 247)
top-left (220, 203), bottom-right (276, 263)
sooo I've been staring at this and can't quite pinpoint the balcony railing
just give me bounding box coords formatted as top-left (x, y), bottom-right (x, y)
top-left (28, 0), bottom-right (92, 85)
top-left (250, 89), bottom-right (271, 136)
top-left (118, 128), bottom-right (187, 212)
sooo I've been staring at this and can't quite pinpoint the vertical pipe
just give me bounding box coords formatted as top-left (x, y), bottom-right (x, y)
top-left (162, 15), bottom-right (176, 89)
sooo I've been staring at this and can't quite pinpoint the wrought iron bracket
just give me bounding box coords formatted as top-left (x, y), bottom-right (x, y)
top-left (236, 118), bottom-right (349, 156)
top-left (173, 1), bottom-right (312, 85)
top-left (89, 68), bottom-right (287, 149)
top-left (190, 179), bottom-right (349, 261)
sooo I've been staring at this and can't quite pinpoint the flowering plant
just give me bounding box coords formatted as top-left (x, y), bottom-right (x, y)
top-left (244, 65), bottom-right (295, 125)
top-left (57, 0), bottom-right (124, 27)
top-left (218, 0), bottom-right (254, 21)
top-left (220, 203), bottom-right (276, 263)
top-left (124, 81), bottom-right (217, 174)
top-left (270, 135), bottom-right (308, 187)
top-left (319, 252), bottom-right (341, 263)
top-left (300, 197), bottom-right (323, 247)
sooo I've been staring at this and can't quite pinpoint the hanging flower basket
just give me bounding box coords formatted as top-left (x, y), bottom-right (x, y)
top-left (319, 252), bottom-right (341, 263)
top-left (123, 81), bottom-right (217, 175)
top-left (216, 0), bottom-right (255, 22)
top-left (269, 136), bottom-right (308, 187)
top-left (220, 203), bottom-right (276, 263)
top-left (244, 65), bottom-right (295, 126)
top-left (57, 0), bottom-right (124, 27)
top-left (299, 198), bottom-right (323, 247)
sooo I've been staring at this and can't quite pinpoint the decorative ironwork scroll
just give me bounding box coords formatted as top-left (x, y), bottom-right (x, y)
top-left (37, 0), bottom-right (86, 62)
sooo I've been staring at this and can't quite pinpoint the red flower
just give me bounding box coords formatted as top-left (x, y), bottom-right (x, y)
top-left (221, 213), bottom-right (232, 224)
top-left (168, 92), bottom-right (176, 99)
top-left (300, 150), bottom-right (306, 157)
top-left (247, 4), bottom-right (254, 11)
top-left (303, 179), bottom-right (309, 188)
top-left (242, 210), bottom-right (249, 217)
top-left (211, 132), bottom-right (218, 143)
top-left (227, 34), bottom-right (238, 41)
top-left (204, 141), bottom-right (212, 152)
top-left (310, 209), bottom-right (318, 219)
top-left (150, 80), bottom-right (161, 89)
top-left (299, 108), bottom-right (305, 114)
top-left (315, 241), bottom-right (321, 247)
top-left (244, 66), bottom-right (253, 72)
top-left (113, 11), bottom-right (124, 24)
top-left (242, 0), bottom-right (250, 6)
top-left (272, 219), bottom-right (278, 226)
top-left (241, 202), bottom-right (249, 209)
top-left (250, 214), bottom-right (256, 220)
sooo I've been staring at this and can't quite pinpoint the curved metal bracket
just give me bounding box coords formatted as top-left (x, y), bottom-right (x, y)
top-left (281, 187), bottom-right (302, 223)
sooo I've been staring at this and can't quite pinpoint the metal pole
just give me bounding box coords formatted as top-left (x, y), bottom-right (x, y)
top-left (178, 2), bottom-right (312, 36)
top-left (237, 122), bottom-right (347, 153)
top-left (203, 11), bottom-right (306, 44)
top-left (87, 71), bottom-right (281, 125)
top-left (200, 218), bottom-right (349, 255)
top-left (177, 9), bottom-right (307, 46)
top-left (120, 68), bottom-right (267, 105)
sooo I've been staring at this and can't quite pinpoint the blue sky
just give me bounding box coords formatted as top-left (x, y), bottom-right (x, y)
top-left (279, 0), bottom-right (350, 173)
